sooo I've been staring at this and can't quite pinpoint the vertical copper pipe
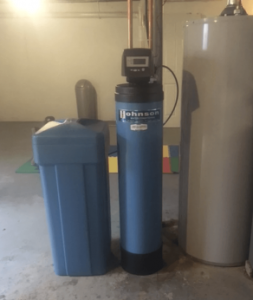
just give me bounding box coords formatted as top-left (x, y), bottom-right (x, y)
top-left (128, 0), bottom-right (133, 48)
top-left (148, 0), bottom-right (153, 49)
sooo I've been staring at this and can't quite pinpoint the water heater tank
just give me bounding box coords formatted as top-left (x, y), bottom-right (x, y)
top-left (179, 16), bottom-right (253, 266)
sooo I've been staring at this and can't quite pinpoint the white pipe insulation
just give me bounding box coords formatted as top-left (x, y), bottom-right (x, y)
top-left (0, 11), bottom-right (138, 18)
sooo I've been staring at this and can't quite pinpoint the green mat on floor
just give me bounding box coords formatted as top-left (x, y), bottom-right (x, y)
top-left (170, 157), bottom-right (179, 173)
top-left (16, 158), bottom-right (180, 174)
top-left (16, 160), bottom-right (39, 174)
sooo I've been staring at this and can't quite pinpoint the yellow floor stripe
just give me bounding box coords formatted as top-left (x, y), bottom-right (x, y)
top-left (163, 145), bottom-right (169, 158)
top-left (108, 157), bottom-right (118, 173)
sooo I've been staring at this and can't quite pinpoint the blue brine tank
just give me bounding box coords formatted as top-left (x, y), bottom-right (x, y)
top-left (32, 119), bottom-right (111, 276)
top-left (115, 83), bottom-right (164, 275)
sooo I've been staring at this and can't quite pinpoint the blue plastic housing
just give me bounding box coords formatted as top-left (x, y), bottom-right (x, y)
top-left (116, 101), bottom-right (163, 255)
top-left (32, 119), bottom-right (111, 276)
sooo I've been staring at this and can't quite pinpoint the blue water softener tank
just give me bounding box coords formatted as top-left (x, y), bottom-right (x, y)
top-left (116, 48), bottom-right (164, 274)
top-left (32, 119), bottom-right (111, 276)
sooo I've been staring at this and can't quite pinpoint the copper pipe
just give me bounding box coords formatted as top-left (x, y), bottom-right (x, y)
top-left (148, 0), bottom-right (153, 49)
top-left (128, 0), bottom-right (133, 48)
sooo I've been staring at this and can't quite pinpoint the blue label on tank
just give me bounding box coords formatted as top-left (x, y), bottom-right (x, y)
top-left (119, 109), bottom-right (161, 122)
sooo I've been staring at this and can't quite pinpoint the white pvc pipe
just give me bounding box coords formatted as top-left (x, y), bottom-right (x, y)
top-left (0, 11), bottom-right (138, 19)
top-left (227, 0), bottom-right (237, 4)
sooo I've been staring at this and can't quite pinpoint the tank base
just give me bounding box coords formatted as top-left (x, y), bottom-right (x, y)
top-left (185, 251), bottom-right (245, 267)
top-left (121, 245), bottom-right (163, 275)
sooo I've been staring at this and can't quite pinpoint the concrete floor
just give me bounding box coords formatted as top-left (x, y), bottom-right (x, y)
top-left (0, 122), bottom-right (253, 300)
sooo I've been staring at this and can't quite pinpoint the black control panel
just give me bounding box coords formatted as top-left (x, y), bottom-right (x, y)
top-left (122, 48), bottom-right (154, 83)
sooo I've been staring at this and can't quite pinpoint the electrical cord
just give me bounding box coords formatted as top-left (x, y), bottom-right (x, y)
top-left (156, 65), bottom-right (179, 126)
top-left (108, 150), bottom-right (117, 156)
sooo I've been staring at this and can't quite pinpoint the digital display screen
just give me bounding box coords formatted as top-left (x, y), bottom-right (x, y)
top-left (133, 58), bottom-right (146, 65)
